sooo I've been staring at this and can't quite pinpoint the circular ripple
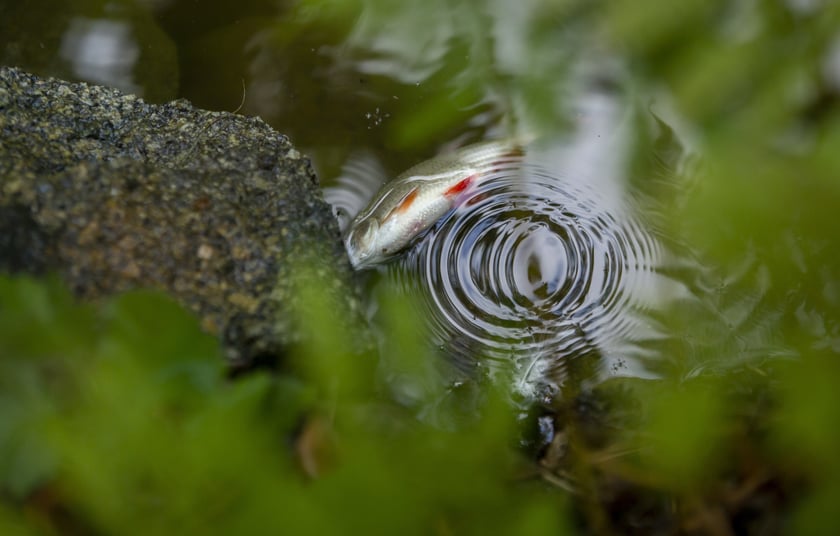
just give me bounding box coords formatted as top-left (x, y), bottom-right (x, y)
top-left (392, 159), bottom-right (666, 398)
top-left (322, 150), bottom-right (388, 233)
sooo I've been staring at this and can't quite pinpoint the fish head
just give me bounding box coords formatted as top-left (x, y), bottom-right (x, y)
top-left (345, 208), bottom-right (418, 269)
top-left (345, 215), bottom-right (385, 269)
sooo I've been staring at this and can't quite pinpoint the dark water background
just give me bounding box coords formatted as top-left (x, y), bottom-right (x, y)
top-left (2, 0), bottom-right (614, 182)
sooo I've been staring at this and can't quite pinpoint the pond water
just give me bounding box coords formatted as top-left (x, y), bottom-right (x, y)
top-left (329, 86), bottom-right (696, 400)
top-left (1, 0), bottom-right (790, 398)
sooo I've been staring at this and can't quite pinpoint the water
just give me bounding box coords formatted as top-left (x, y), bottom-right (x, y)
top-left (395, 160), bottom-right (668, 398)
top-left (328, 89), bottom-right (691, 399)
top-left (2, 0), bottom-right (793, 398)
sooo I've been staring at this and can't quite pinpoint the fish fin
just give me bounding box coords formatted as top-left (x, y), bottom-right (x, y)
top-left (444, 174), bottom-right (476, 198)
top-left (385, 187), bottom-right (419, 220)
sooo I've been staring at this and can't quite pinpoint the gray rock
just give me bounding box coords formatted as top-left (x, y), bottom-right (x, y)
top-left (0, 66), bottom-right (365, 367)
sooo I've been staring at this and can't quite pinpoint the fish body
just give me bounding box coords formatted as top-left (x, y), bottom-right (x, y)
top-left (345, 139), bottom-right (525, 269)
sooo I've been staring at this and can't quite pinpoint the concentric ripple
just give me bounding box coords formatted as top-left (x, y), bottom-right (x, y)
top-left (392, 156), bottom-right (671, 399)
top-left (322, 150), bottom-right (388, 234)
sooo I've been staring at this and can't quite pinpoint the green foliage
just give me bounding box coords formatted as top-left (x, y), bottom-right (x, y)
top-left (0, 275), bottom-right (570, 534)
top-left (771, 353), bottom-right (840, 536)
top-left (632, 380), bottom-right (726, 490)
top-left (773, 354), bottom-right (840, 475)
top-left (3, 0), bottom-right (840, 532)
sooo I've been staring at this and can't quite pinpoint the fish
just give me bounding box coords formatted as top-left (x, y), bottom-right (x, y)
top-left (344, 138), bottom-right (527, 269)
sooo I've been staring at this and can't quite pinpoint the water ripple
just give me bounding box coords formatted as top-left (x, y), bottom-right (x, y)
top-left (392, 156), bottom-right (671, 399)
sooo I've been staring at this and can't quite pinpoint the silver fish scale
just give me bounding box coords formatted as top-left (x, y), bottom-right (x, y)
top-left (345, 139), bottom-right (524, 269)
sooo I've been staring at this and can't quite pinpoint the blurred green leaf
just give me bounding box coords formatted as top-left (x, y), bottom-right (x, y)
top-left (605, 0), bottom-right (717, 57)
top-left (0, 272), bottom-right (577, 533)
top-left (773, 354), bottom-right (840, 473)
top-left (790, 482), bottom-right (840, 536)
top-left (101, 290), bottom-right (222, 369)
top-left (0, 505), bottom-right (35, 536)
top-left (0, 275), bottom-right (97, 361)
top-left (632, 380), bottom-right (726, 490)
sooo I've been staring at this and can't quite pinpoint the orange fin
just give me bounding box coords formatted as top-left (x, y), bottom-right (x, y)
top-left (385, 187), bottom-right (419, 220)
top-left (444, 175), bottom-right (475, 198)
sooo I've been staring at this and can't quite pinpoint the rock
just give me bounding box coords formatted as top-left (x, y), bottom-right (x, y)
top-left (0, 66), bottom-right (365, 367)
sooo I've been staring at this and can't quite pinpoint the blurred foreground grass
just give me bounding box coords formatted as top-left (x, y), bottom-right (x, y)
top-left (0, 270), bottom-right (839, 533)
top-left (0, 276), bottom-right (574, 534)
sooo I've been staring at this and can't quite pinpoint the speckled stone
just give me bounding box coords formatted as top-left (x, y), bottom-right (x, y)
top-left (0, 66), bottom-right (366, 366)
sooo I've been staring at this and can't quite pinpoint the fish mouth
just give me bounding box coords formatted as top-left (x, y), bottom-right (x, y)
top-left (344, 217), bottom-right (381, 270)
top-left (346, 251), bottom-right (367, 270)
top-left (345, 238), bottom-right (392, 270)
top-left (348, 254), bottom-right (379, 271)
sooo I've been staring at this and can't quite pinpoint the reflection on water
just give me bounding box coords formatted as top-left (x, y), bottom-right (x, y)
top-left (323, 150), bottom-right (388, 231)
top-left (5, 0), bottom-right (804, 397)
top-left (60, 18), bottom-right (141, 96)
top-left (293, 0), bottom-right (793, 394)
top-left (395, 159), bottom-right (671, 400)
top-left (0, 0), bottom-right (177, 102)
top-left (331, 89), bottom-right (692, 400)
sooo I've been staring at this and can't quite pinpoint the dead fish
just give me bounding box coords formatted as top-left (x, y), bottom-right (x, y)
top-left (344, 139), bottom-right (526, 269)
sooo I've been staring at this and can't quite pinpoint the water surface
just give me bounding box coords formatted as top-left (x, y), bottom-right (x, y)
top-left (2, 0), bottom-right (791, 398)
